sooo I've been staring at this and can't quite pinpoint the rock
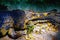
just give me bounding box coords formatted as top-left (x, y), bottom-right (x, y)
top-left (0, 11), bottom-right (12, 38)
top-left (25, 10), bottom-right (34, 20)
top-left (11, 9), bottom-right (26, 30)
top-left (8, 28), bottom-right (20, 39)
top-left (49, 9), bottom-right (57, 13)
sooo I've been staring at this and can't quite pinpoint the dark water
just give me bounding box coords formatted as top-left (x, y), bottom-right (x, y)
top-left (1, 2), bottom-right (59, 12)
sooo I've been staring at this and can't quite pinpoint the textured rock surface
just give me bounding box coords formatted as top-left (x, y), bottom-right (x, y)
top-left (0, 9), bottom-right (60, 40)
